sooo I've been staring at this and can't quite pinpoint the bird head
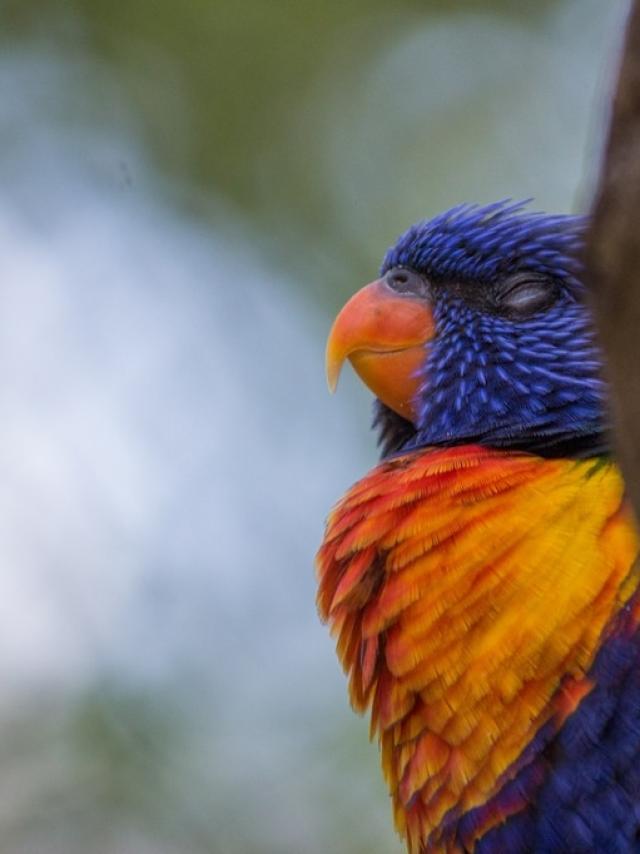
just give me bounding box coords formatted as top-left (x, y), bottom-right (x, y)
top-left (326, 201), bottom-right (607, 457)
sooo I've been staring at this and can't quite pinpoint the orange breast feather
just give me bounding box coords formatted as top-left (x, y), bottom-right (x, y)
top-left (316, 446), bottom-right (639, 852)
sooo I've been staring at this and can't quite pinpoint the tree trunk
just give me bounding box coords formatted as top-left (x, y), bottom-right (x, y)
top-left (587, 0), bottom-right (640, 515)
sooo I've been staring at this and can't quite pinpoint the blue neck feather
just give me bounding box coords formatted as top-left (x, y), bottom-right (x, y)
top-left (409, 293), bottom-right (607, 453)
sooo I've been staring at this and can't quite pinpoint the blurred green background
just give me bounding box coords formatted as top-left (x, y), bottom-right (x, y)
top-left (0, 1), bottom-right (629, 852)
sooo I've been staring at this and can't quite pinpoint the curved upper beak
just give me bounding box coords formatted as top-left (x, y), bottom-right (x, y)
top-left (325, 278), bottom-right (434, 422)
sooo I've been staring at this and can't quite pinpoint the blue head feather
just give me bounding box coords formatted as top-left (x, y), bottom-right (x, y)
top-left (375, 201), bottom-right (607, 457)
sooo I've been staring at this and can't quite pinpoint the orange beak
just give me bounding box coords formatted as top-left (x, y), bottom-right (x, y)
top-left (325, 278), bottom-right (435, 423)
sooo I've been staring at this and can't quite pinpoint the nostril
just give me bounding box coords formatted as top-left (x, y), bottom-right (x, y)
top-left (384, 267), bottom-right (429, 298)
top-left (391, 271), bottom-right (409, 287)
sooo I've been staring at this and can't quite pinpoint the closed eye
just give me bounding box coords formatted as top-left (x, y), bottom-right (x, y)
top-left (497, 273), bottom-right (558, 318)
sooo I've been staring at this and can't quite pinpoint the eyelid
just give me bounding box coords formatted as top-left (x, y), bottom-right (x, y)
top-left (504, 283), bottom-right (547, 304)
top-left (501, 272), bottom-right (548, 292)
top-left (503, 278), bottom-right (547, 296)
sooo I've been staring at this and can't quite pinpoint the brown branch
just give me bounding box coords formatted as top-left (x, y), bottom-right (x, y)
top-left (586, 0), bottom-right (640, 515)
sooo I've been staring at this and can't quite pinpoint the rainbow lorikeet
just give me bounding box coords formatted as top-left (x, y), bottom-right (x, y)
top-left (316, 201), bottom-right (640, 853)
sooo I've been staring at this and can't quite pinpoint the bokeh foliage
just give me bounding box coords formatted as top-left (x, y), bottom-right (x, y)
top-left (2, 0), bottom-right (575, 299)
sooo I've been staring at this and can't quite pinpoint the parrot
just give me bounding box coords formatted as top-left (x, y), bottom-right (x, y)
top-left (316, 201), bottom-right (640, 853)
